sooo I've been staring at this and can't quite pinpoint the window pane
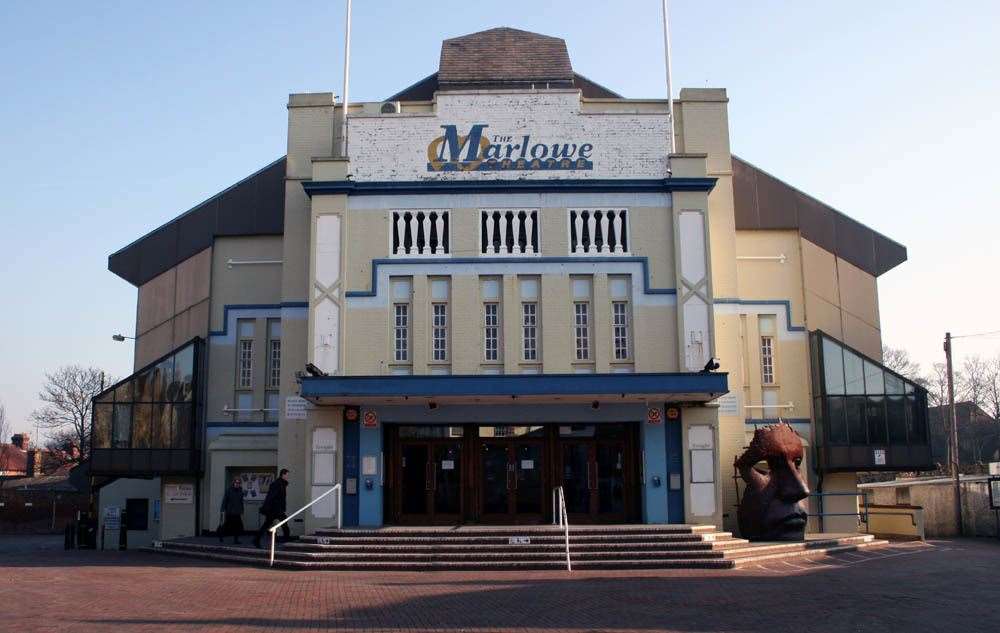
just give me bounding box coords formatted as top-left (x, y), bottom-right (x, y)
top-left (152, 357), bottom-right (174, 401)
top-left (134, 370), bottom-right (154, 402)
top-left (112, 403), bottom-right (132, 448)
top-left (93, 404), bottom-right (112, 449)
top-left (132, 404), bottom-right (152, 448)
top-left (172, 345), bottom-right (195, 402)
top-left (822, 338), bottom-right (845, 395)
top-left (908, 394), bottom-right (928, 443)
top-left (866, 396), bottom-right (888, 444)
top-left (887, 396), bottom-right (907, 443)
top-left (843, 349), bottom-right (865, 395)
top-left (827, 396), bottom-right (848, 445)
top-left (864, 360), bottom-right (885, 395)
top-left (114, 379), bottom-right (133, 404)
top-left (151, 404), bottom-right (172, 448)
top-left (845, 396), bottom-right (867, 445)
top-left (885, 373), bottom-right (904, 395)
top-left (172, 404), bottom-right (192, 450)
top-left (268, 319), bottom-right (282, 339)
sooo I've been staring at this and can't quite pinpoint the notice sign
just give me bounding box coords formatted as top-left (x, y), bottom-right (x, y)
top-left (362, 410), bottom-right (378, 428)
top-left (164, 483), bottom-right (194, 504)
top-left (508, 536), bottom-right (531, 545)
top-left (441, 460), bottom-right (455, 471)
top-left (873, 449), bottom-right (887, 466)
top-left (286, 396), bottom-right (309, 420)
top-left (521, 459), bottom-right (535, 470)
top-left (647, 408), bottom-right (663, 425)
top-left (103, 507), bottom-right (122, 530)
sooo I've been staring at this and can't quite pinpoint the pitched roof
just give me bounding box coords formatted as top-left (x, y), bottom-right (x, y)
top-left (732, 156), bottom-right (907, 277)
top-left (0, 444), bottom-right (27, 473)
top-left (438, 27), bottom-right (574, 89)
top-left (386, 72), bottom-right (621, 102)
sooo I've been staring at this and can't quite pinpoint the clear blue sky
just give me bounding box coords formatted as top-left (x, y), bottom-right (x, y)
top-left (2, 1), bottom-right (999, 437)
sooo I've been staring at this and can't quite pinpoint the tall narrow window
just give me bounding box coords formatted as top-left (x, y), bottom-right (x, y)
top-left (236, 319), bottom-right (254, 389)
top-left (266, 319), bottom-right (281, 389)
top-left (391, 278), bottom-right (412, 363)
top-left (759, 315), bottom-right (777, 385)
top-left (430, 278), bottom-right (450, 363)
top-left (482, 277), bottom-right (502, 363)
top-left (520, 276), bottom-right (540, 363)
top-left (572, 277), bottom-right (592, 361)
top-left (609, 275), bottom-right (631, 362)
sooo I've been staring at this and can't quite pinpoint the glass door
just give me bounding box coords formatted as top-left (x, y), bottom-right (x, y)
top-left (560, 442), bottom-right (592, 517)
top-left (513, 442), bottom-right (544, 520)
top-left (556, 424), bottom-right (633, 523)
top-left (431, 443), bottom-right (462, 522)
top-left (595, 442), bottom-right (627, 521)
top-left (480, 441), bottom-right (511, 520)
top-left (400, 443), bottom-right (430, 521)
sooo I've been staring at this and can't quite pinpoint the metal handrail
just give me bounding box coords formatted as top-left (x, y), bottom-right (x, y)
top-left (552, 486), bottom-right (571, 571)
top-left (269, 483), bottom-right (341, 567)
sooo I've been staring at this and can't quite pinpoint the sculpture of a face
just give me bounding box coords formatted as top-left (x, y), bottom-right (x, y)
top-left (735, 423), bottom-right (809, 541)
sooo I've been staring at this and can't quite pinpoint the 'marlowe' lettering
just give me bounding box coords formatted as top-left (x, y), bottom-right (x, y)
top-left (427, 123), bottom-right (594, 172)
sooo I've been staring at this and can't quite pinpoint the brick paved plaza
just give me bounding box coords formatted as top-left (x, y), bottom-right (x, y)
top-left (2, 537), bottom-right (998, 632)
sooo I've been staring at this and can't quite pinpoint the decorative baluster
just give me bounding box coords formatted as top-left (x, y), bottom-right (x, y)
top-left (573, 211), bottom-right (584, 254)
top-left (407, 213), bottom-right (418, 255)
top-left (395, 213), bottom-right (406, 255)
top-left (611, 210), bottom-right (624, 253)
top-left (512, 211), bottom-right (523, 254)
top-left (434, 212), bottom-right (445, 254)
top-left (599, 210), bottom-right (610, 253)
top-left (420, 212), bottom-right (431, 255)
top-left (485, 212), bottom-right (495, 254)
top-left (586, 211), bottom-right (597, 254)
top-left (524, 211), bottom-right (535, 254)
top-left (499, 211), bottom-right (509, 254)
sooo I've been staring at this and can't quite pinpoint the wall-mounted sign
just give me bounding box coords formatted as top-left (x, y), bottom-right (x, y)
top-left (362, 455), bottom-right (378, 476)
top-left (873, 449), bottom-right (887, 466)
top-left (362, 410), bottom-right (378, 428)
top-left (508, 536), bottom-right (531, 545)
top-left (427, 124), bottom-right (594, 172)
top-left (164, 483), bottom-right (194, 504)
top-left (665, 406), bottom-right (680, 420)
top-left (286, 396), bottom-right (309, 420)
top-left (103, 506), bottom-right (122, 530)
top-left (441, 460), bottom-right (455, 471)
top-left (345, 406), bottom-right (360, 422)
top-left (647, 408), bottom-right (663, 425)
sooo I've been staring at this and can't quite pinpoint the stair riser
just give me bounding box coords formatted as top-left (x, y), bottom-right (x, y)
top-left (285, 542), bottom-right (726, 554)
top-left (298, 535), bottom-right (715, 546)
top-left (310, 528), bottom-right (718, 539)
top-left (159, 546), bottom-right (729, 562)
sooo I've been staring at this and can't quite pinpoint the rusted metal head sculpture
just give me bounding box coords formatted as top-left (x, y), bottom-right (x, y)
top-left (735, 422), bottom-right (810, 541)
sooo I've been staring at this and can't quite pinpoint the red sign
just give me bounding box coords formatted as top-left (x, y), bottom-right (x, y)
top-left (362, 410), bottom-right (378, 428)
top-left (665, 406), bottom-right (680, 420)
top-left (646, 408), bottom-right (663, 425)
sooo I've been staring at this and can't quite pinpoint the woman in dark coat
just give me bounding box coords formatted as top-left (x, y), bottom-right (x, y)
top-left (254, 468), bottom-right (290, 548)
top-left (219, 477), bottom-right (245, 544)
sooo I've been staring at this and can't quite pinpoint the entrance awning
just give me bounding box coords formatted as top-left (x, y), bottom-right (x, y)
top-left (300, 372), bottom-right (728, 405)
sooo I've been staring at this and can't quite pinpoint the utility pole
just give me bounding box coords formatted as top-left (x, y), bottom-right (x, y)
top-left (944, 332), bottom-right (963, 536)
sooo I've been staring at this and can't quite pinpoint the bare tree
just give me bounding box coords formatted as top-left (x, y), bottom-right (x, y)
top-left (882, 344), bottom-right (923, 382)
top-left (961, 355), bottom-right (990, 409)
top-left (0, 402), bottom-right (11, 474)
top-left (985, 357), bottom-right (1000, 422)
top-left (926, 362), bottom-right (953, 408)
top-left (30, 366), bottom-right (107, 464)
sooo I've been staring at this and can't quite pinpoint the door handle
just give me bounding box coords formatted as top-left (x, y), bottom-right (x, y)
top-left (592, 462), bottom-right (599, 490)
top-left (425, 461), bottom-right (433, 491)
top-left (586, 462), bottom-right (593, 490)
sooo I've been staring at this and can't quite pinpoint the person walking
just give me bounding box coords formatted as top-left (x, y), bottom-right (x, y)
top-left (219, 476), bottom-right (245, 545)
top-left (254, 469), bottom-right (290, 548)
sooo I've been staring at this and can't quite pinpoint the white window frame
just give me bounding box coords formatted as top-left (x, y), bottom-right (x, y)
top-left (612, 300), bottom-right (631, 361)
top-left (761, 335), bottom-right (776, 385)
top-left (432, 302), bottom-right (448, 362)
top-left (393, 303), bottom-right (410, 362)
top-left (237, 338), bottom-right (254, 390)
top-left (574, 302), bottom-right (591, 361)
top-left (522, 301), bottom-right (538, 361)
top-left (484, 302), bottom-right (501, 362)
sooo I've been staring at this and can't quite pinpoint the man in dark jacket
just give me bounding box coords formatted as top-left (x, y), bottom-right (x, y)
top-left (254, 469), bottom-right (290, 548)
top-left (219, 477), bottom-right (245, 544)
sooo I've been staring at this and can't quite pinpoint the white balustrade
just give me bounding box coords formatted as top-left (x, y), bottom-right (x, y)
top-left (569, 209), bottom-right (628, 255)
top-left (481, 209), bottom-right (540, 256)
top-left (391, 210), bottom-right (449, 257)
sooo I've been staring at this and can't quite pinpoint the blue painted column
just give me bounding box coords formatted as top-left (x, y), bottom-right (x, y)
top-left (665, 411), bottom-right (685, 523)
top-left (357, 419), bottom-right (383, 526)
top-left (342, 419), bottom-right (359, 526)
top-left (641, 409), bottom-right (668, 524)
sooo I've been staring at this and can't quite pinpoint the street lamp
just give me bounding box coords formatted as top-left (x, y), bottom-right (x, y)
top-left (111, 334), bottom-right (135, 342)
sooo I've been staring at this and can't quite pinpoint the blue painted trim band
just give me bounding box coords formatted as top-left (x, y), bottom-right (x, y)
top-left (302, 178), bottom-right (716, 197)
top-left (206, 421), bottom-right (280, 428)
top-left (208, 302), bottom-right (308, 337)
top-left (301, 372), bottom-right (728, 399)
top-left (345, 257), bottom-right (676, 298)
top-left (744, 418), bottom-right (811, 426)
top-left (713, 298), bottom-right (806, 332)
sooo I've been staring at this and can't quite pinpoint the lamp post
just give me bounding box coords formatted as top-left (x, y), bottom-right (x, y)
top-left (111, 334), bottom-right (135, 342)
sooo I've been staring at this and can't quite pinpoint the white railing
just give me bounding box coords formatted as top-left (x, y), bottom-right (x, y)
top-left (481, 209), bottom-right (539, 255)
top-left (392, 210), bottom-right (449, 256)
top-left (269, 483), bottom-right (341, 567)
top-left (551, 485), bottom-right (572, 571)
top-left (569, 209), bottom-right (628, 255)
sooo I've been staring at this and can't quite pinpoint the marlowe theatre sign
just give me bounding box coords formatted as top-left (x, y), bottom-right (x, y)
top-left (346, 92), bottom-right (671, 181)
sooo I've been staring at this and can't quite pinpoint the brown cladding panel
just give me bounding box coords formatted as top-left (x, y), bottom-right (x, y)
top-left (795, 191), bottom-right (837, 254)
top-left (754, 171), bottom-right (799, 229)
top-left (731, 157), bottom-right (761, 229)
top-left (834, 213), bottom-right (876, 274)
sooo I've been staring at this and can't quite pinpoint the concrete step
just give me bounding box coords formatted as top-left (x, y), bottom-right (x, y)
top-left (309, 524), bottom-right (718, 538)
top-left (283, 538), bottom-right (748, 554)
top-left (296, 532), bottom-right (731, 546)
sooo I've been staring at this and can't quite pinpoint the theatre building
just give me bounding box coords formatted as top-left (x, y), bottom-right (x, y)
top-left (91, 28), bottom-right (931, 545)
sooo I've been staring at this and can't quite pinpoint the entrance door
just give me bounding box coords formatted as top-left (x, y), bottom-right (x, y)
top-left (478, 426), bottom-right (546, 524)
top-left (556, 424), bottom-right (632, 522)
top-left (392, 426), bottom-right (465, 525)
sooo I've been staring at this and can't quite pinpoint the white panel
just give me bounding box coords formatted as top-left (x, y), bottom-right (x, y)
top-left (481, 278), bottom-right (500, 300)
top-left (687, 425), bottom-right (714, 450)
top-left (683, 296), bottom-right (710, 371)
top-left (430, 279), bottom-right (450, 300)
top-left (572, 278), bottom-right (592, 299)
top-left (429, 366), bottom-right (451, 375)
top-left (237, 393), bottom-right (253, 410)
top-left (391, 367), bottom-right (412, 375)
top-left (758, 314), bottom-right (776, 336)
top-left (573, 366), bottom-right (595, 374)
top-left (481, 367), bottom-right (503, 375)
top-left (348, 191), bottom-right (672, 210)
top-left (520, 367), bottom-right (541, 375)
top-left (390, 278), bottom-right (412, 300)
top-left (237, 321), bottom-right (254, 337)
top-left (679, 211), bottom-right (706, 282)
top-left (313, 299), bottom-right (339, 373)
top-left (519, 278), bottom-right (539, 300)
top-left (312, 428), bottom-right (337, 452)
top-left (310, 485), bottom-right (336, 519)
top-left (690, 449), bottom-right (715, 483)
top-left (689, 482), bottom-right (716, 516)
top-left (312, 452), bottom-right (335, 485)
top-left (315, 215), bottom-right (341, 288)
top-left (609, 276), bottom-right (629, 299)
top-left (762, 388), bottom-right (779, 418)
top-left (611, 365), bottom-right (634, 374)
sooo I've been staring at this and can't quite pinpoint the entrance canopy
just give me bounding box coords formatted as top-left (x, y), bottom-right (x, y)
top-left (300, 372), bottom-right (728, 406)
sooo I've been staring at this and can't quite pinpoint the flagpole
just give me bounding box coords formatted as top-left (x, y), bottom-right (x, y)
top-left (340, 0), bottom-right (352, 157)
top-left (662, 0), bottom-right (675, 155)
